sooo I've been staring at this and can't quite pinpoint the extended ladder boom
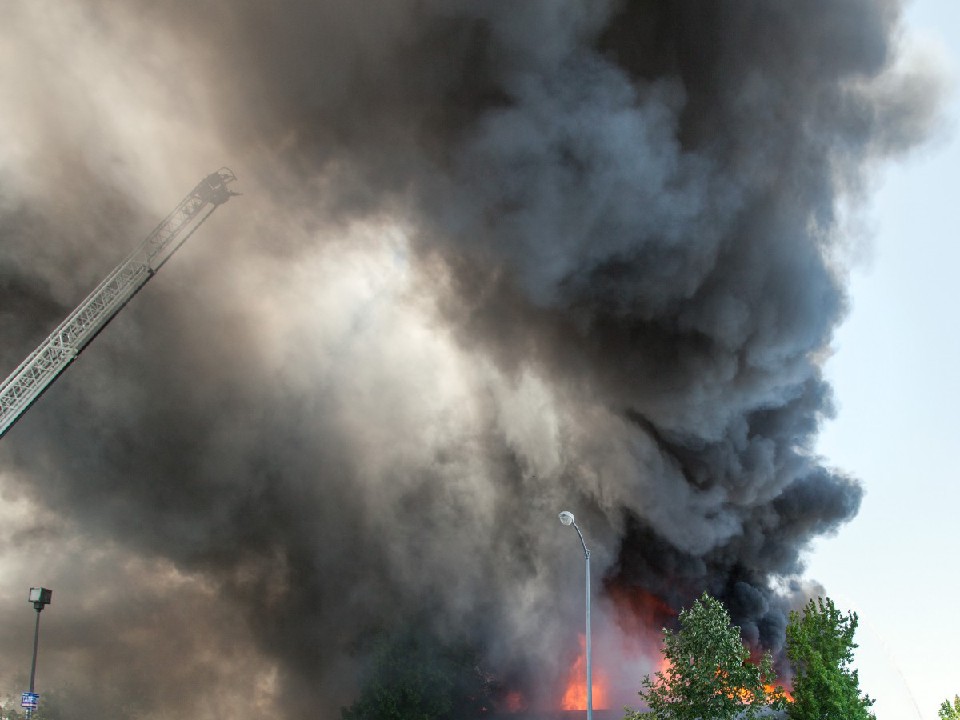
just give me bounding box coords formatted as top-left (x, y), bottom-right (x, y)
top-left (0, 168), bottom-right (238, 439)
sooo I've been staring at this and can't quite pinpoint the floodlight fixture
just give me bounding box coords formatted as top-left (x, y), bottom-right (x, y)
top-left (28, 588), bottom-right (52, 611)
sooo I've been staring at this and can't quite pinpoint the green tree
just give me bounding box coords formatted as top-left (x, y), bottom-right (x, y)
top-left (785, 597), bottom-right (875, 720)
top-left (0, 696), bottom-right (21, 720)
top-left (0, 690), bottom-right (61, 720)
top-left (939, 695), bottom-right (960, 720)
top-left (0, 692), bottom-right (61, 720)
top-left (341, 630), bottom-right (494, 720)
top-left (627, 592), bottom-right (785, 720)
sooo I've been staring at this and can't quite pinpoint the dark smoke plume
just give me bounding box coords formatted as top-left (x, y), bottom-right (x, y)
top-left (0, 0), bottom-right (940, 717)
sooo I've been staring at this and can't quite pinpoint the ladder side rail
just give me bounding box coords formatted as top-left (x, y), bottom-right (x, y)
top-left (53, 178), bottom-right (212, 343)
top-left (0, 177), bottom-right (223, 437)
top-left (52, 193), bottom-right (207, 348)
top-left (0, 193), bottom-right (206, 398)
top-left (2, 180), bottom-right (209, 376)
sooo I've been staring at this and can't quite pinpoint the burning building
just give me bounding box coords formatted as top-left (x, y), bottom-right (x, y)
top-left (0, 0), bottom-right (939, 718)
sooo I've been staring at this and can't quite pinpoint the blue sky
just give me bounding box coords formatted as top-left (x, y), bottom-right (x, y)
top-left (807, 1), bottom-right (960, 717)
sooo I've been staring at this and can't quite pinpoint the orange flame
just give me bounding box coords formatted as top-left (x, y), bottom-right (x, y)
top-left (767, 684), bottom-right (794, 703)
top-left (561, 634), bottom-right (608, 710)
top-left (730, 684), bottom-right (792, 704)
top-left (713, 669), bottom-right (792, 705)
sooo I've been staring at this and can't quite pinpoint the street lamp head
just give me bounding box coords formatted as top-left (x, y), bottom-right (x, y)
top-left (28, 588), bottom-right (51, 603)
top-left (28, 587), bottom-right (52, 611)
top-left (558, 511), bottom-right (575, 526)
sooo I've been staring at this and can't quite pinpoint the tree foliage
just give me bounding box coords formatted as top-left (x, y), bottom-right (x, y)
top-left (785, 597), bottom-right (875, 720)
top-left (341, 630), bottom-right (494, 720)
top-left (939, 695), bottom-right (960, 720)
top-left (0, 689), bottom-right (62, 720)
top-left (628, 592), bottom-right (785, 720)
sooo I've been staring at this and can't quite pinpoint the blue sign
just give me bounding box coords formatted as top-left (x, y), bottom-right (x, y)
top-left (21, 692), bottom-right (39, 709)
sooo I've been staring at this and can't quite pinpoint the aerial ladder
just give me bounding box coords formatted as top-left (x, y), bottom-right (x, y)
top-left (0, 168), bottom-right (238, 439)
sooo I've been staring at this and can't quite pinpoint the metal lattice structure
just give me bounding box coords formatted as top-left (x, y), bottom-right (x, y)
top-left (0, 168), bottom-right (238, 439)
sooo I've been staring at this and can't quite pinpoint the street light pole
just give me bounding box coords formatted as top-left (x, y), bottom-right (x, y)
top-left (559, 511), bottom-right (592, 720)
top-left (26, 588), bottom-right (52, 718)
top-left (29, 606), bottom-right (41, 694)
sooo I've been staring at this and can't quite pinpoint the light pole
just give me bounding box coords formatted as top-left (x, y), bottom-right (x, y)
top-left (558, 511), bottom-right (591, 720)
top-left (25, 587), bottom-right (52, 718)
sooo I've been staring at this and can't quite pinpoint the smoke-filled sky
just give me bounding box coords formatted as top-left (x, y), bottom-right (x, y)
top-left (805, 1), bottom-right (960, 717)
top-left (0, 1), bottom-right (945, 718)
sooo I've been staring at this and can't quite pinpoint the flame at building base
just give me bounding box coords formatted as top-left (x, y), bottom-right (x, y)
top-left (560, 634), bottom-right (609, 711)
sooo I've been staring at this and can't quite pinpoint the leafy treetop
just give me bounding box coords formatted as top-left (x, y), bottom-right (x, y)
top-left (628, 591), bottom-right (786, 720)
top-left (939, 695), bottom-right (960, 720)
top-left (785, 596), bottom-right (875, 720)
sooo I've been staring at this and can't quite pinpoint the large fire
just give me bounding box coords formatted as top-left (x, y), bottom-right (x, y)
top-left (581, 585), bottom-right (794, 711)
top-left (554, 586), bottom-right (677, 711)
top-left (553, 586), bottom-right (790, 713)
top-left (561, 634), bottom-right (609, 711)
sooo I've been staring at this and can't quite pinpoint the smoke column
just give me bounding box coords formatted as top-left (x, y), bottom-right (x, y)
top-left (0, 0), bottom-right (940, 717)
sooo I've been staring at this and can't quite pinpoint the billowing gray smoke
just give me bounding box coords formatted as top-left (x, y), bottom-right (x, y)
top-left (0, 0), bottom-right (939, 717)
